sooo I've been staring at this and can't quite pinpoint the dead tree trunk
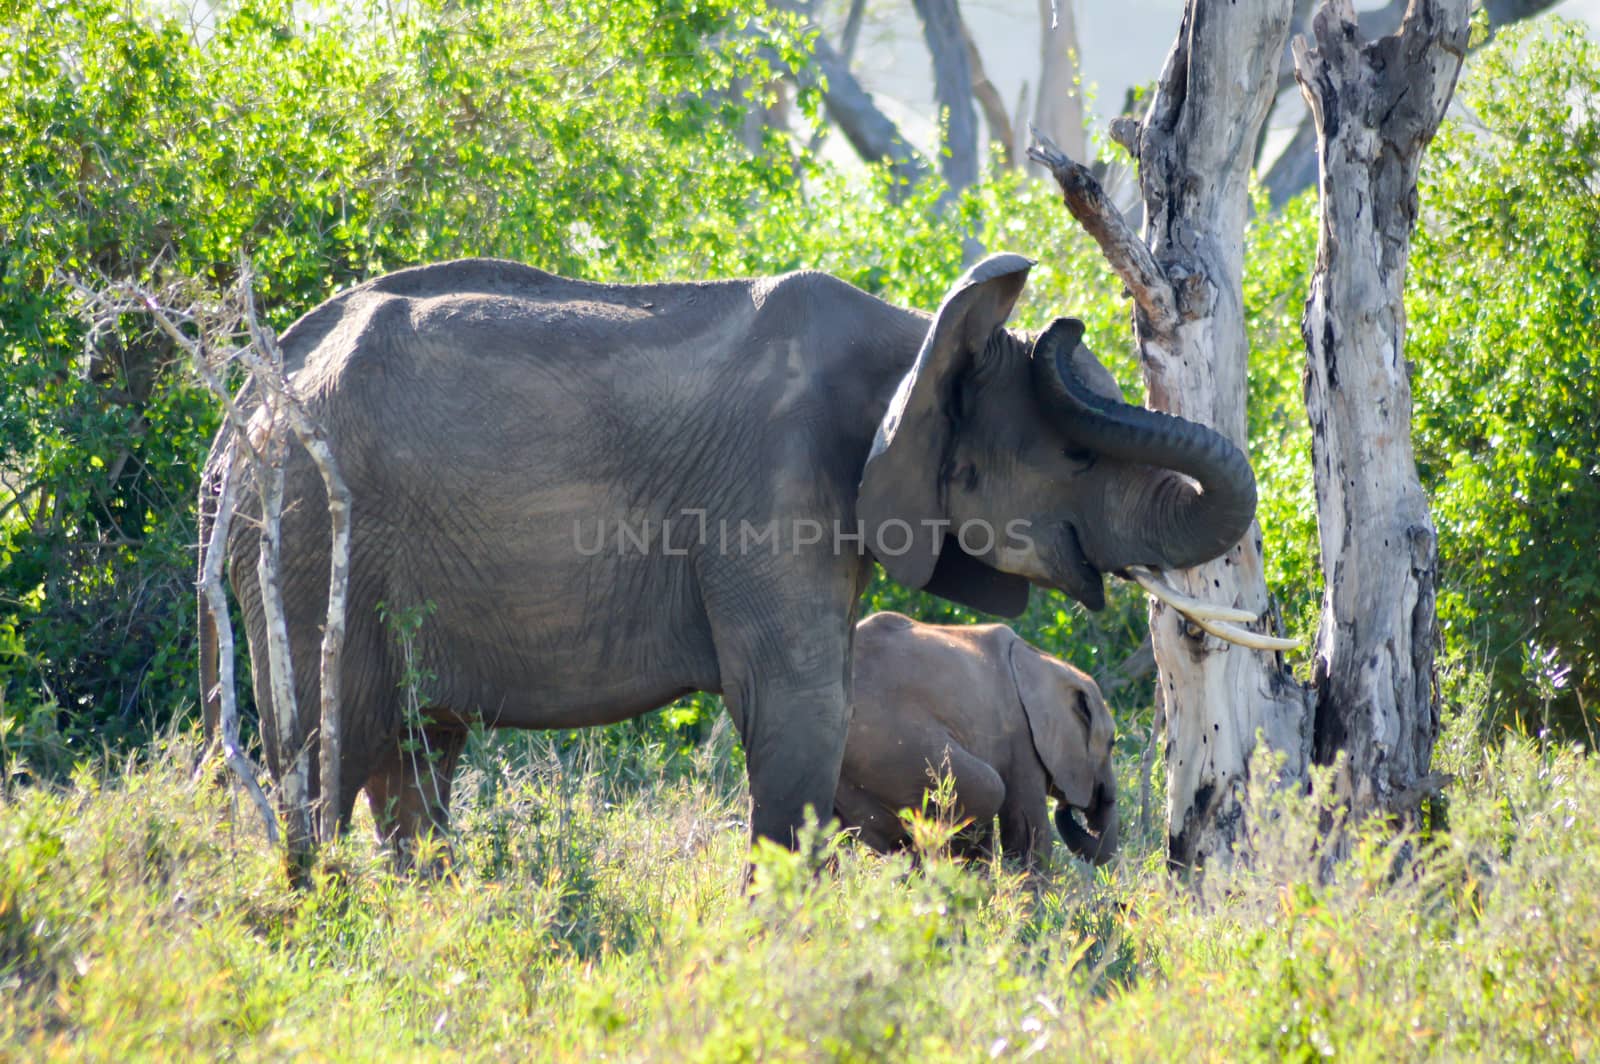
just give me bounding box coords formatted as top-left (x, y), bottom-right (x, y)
top-left (1263, 0), bottom-right (1557, 209)
top-left (911, 0), bottom-right (980, 197)
top-left (1127, 0), bottom-right (1312, 868)
top-left (1293, 0), bottom-right (1467, 818)
top-left (1033, 0), bottom-right (1313, 869)
top-left (960, 18), bottom-right (1015, 168)
top-left (1032, 0), bottom-right (1087, 166)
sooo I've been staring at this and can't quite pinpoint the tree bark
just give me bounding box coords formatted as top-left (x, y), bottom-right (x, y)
top-left (1030, 0), bottom-right (1312, 868)
top-left (1294, 0), bottom-right (1468, 819)
top-left (1263, 0), bottom-right (1559, 209)
top-left (960, 17), bottom-right (1015, 167)
top-left (197, 438), bottom-right (279, 844)
top-left (911, 0), bottom-right (980, 197)
top-left (240, 273), bottom-right (353, 849)
top-left (1032, 0), bottom-right (1087, 167)
top-left (1097, 0), bottom-right (1312, 868)
top-left (251, 403), bottom-right (316, 872)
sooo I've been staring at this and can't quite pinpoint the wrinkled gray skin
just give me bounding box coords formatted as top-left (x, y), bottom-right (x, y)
top-left (198, 254), bottom-right (1256, 859)
top-left (839, 612), bottom-right (1118, 867)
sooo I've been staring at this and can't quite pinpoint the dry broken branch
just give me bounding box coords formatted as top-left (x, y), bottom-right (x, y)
top-left (197, 439), bottom-right (279, 844)
top-left (66, 266), bottom-right (352, 869)
top-left (237, 261), bottom-right (352, 846)
top-left (1025, 131), bottom-right (1178, 335)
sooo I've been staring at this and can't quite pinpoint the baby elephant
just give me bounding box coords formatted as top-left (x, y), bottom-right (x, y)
top-left (837, 612), bottom-right (1118, 866)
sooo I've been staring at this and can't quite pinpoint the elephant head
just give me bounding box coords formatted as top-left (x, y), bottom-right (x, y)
top-left (1008, 638), bottom-right (1119, 865)
top-left (858, 254), bottom-right (1256, 617)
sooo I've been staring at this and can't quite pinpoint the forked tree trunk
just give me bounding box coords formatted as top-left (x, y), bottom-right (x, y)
top-left (1294, 0), bottom-right (1467, 818)
top-left (1132, 0), bottom-right (1313, 868)
top-left (1035, 0), bottom-right (1312, 869)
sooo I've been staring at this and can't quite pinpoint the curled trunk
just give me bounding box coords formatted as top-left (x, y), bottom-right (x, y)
top-left (1031, 318), bottom-right (1257, 570)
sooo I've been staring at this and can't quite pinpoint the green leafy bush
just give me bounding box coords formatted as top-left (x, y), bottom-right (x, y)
top-left (1409, 20), bottom-right (1600, 734)
top-left (0, 0), bottom-right (807, 757)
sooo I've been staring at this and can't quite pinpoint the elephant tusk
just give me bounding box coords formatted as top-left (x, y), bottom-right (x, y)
top-left (1124, 565), bottom-right (1257, 622)
top-left (1187, 614), bottom-right (1302, 652)
top-left (1124, 565), bottom-right (1301, 651)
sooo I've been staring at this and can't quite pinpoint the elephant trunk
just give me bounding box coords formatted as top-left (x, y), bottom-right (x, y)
top-left (1056, 782), bottom-right (1119, 866)
top-left (1030, 319), bottom-right (1257, 571)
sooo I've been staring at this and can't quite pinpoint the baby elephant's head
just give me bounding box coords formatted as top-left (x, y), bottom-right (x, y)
top-left (1010, 642), bottom-right (1118, 865)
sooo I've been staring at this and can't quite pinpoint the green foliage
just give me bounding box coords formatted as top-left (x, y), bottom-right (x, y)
top-left (1241, 190), bottom-right (1322, 656)
top-left (0, 0), bottom-right (807, 750)
top-left (6, 0), bottom-right (1596, 759)
top-left (3, 731), bottom-right (1600, 1056)
top-left (1409, 20), bottom-right (1600, 734)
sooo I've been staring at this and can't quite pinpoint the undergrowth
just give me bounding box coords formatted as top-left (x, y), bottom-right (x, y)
top-left (2, 707), bottom-right (1597, 1061)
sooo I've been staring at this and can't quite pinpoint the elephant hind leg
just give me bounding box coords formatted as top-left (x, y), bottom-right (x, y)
top-left (364, 723), bottom-right (467, 874)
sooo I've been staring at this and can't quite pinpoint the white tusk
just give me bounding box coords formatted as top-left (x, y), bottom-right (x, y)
top-left (1123, 565), bottom-right (1302, 651)
top-left (1125, 565), bottom-right (1257, 623)
top-left (1187, 614), bottom-right (1302, 652)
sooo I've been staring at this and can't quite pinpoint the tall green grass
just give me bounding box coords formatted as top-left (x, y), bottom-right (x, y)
top-left (2, 700), bottom-right (1597, 1060)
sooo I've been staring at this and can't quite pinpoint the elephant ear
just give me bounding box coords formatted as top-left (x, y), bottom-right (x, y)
top-left (858, 253), bottom-right (1033, 614)
top-left (1008, 637), bottom-right (1097, 809)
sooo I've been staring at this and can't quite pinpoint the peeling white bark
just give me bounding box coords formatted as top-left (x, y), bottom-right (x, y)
top-left (1036, 0), bottom-right (1312, 868)
top-left (1295, 0), bottom-right (1467, 818)
top-left (240, 278), bottom-right (353, 848)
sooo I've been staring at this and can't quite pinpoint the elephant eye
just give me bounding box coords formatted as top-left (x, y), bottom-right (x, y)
top-left (1073, 691), bottom-right (1094, 728)
top-left (1062, 446), bottom-right (1097, 471)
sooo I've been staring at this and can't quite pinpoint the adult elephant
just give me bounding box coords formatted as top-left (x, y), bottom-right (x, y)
top-left (199, 253), bottom-right (1259, 857)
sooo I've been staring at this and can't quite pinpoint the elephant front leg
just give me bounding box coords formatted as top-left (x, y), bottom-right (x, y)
top-left (724, 667), bottom-right (850, 853)
top-left (364, 724), bottom-right (467, 873)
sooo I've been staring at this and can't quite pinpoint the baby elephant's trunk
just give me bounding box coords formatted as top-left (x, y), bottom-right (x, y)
top-left (1056, 783), bottom-right (1119, 866)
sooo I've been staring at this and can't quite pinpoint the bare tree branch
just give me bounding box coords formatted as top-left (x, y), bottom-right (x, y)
top-left (769, 3), bottom-right (930, 195)
top-left (199, 441), bottom-right (279, 844)
top-left (67, 266), bottom-right (354, 870)
top-left (1032, 0), bottom-right (1088, 166)
top-left (237, 260), bottom-right (352, 848)
top-left (1026, 133), bottom-right (1178, 334)
top-left (837, 0), bottom-right (865, 62)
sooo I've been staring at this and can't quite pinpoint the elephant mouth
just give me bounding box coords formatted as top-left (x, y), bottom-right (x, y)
top-left (1041, 522), bottom-right (1106, 612)
top-left (1055, 784), bottom-right (1119, 866)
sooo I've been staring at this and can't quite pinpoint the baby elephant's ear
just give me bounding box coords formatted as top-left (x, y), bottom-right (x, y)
top-left (1008, 637), bottom-right (1099, 810)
